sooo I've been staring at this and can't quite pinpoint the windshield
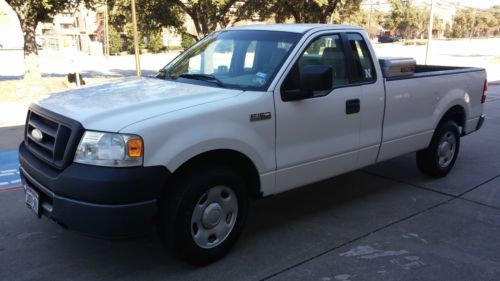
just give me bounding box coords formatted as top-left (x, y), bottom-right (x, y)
top-left (159, 30), bottom-right (302, 91)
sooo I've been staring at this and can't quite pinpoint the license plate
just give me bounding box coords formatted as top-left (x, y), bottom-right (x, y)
top-left (25, 186), bottom-right (40, 217)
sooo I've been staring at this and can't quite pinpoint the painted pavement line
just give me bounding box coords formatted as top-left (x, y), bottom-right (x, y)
top-left (0, 150), bottom-right (21, 190)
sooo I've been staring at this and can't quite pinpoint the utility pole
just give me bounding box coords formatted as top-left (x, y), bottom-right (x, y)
top-left (424, 0), bottom-right (434, 65)
top-left (104, 4), bottom-right (110, 58)
top-left (131, 0), bottom-right (142, 76)
top-left (368, 0), bottom-right (373, 39)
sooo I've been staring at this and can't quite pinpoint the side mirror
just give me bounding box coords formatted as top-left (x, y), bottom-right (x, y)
top-left (282, 65), bottom-right (333, 102)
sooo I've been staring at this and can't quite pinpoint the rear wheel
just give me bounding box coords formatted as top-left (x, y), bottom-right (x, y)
top-left (159, 166), bottom-right (248, 265)
top-left (416, 121), bottom-right (460, 178)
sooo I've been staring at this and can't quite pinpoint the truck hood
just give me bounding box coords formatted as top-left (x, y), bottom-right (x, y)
top-left (35, 77), bottom-right (243, 132)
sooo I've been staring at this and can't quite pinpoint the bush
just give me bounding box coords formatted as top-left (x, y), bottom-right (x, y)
top-left (146, 32), bottom-right (164, 53)
top-left (166, 45), bottom-right (184, 51)
top-left (108, 25), bottom-right (123, 55)
top-left (181, 34), bottom-right (196, 50)
top-left (125, 24), bottom-right (146, 54)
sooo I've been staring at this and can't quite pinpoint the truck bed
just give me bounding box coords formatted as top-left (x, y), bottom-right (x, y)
top-left (377, 63), bottom-right (486, 161)
top-left (386, 65), bottom-right (484, 81)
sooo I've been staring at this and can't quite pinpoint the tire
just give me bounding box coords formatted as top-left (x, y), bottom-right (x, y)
top-left (159, 166), bottom-right (249, 265)
top-left (416, 120), bottom-right (460, 178)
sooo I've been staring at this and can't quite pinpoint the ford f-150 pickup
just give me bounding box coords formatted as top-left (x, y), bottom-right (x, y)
top-left (19, 24), bottom-right (487, 264)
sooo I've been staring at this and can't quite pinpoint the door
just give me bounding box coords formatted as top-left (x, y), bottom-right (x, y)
top-left (273, 33), bottom-right (363, 193)
top-left (345, 33), bottom-right (385, 167)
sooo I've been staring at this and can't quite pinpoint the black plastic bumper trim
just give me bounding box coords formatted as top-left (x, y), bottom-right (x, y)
top-left (19, 141), bottom-right (172, 238)
top-left (476, 114), bottom-right (485, 131)
top-left (20, 164), bottom-right (162, 238)
top-left (19, 142), bottom-right (170, 204)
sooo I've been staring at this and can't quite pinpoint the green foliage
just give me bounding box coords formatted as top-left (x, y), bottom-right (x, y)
top-left (181, 34), bottom-right (196, 50)
top-left (383, 0), bottom-right (428, 39)
top-left (451, 6), bottom-right (499, 38)
top-left (6, 0), bottom-right (95, 23)
top-left (125, 30), bottom-right (164, 54)
top-left (110, 0), bottom-right (364, 43)
top-left (172, 0), bottom-right (245, 39)
top-left (146, 32), bottom-right (164, 53)
top-left (452, 9), bottom-right (474, 38)
top-left (109, 0), bottom-right (184, 53)
top-left (108, 0), bottom-right (184, 34)
top-left (248, 0), bottom-right (362, 24)
top-left (108, 25), bottom-right (123, 55)
top-left (125, 23), bottom-right (146, 53)
top-left (444, 23), bottom-right (452, 38)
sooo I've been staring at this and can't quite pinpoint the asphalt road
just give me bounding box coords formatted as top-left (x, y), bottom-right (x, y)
top-left (0, 87), bottom-right (499, 281)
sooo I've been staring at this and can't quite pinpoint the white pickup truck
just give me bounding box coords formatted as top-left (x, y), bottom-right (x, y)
top-left (20, 24), bottom-right (487, 264)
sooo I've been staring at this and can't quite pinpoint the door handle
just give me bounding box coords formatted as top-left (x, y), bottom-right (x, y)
top-left (346, 99), bottom-right (360, 114)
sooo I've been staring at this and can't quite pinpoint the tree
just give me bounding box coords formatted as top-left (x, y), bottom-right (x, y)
top-left (451, 7), bottom-right (499, 39)
top-left (109, 0), bottom-right (183, 52)
top-left (170, 0), bottom-right (252, 40)
top-left (452, 9), bottom-right (475, 38)
top-left (444, 22), bottom-right (452, 38)
top-left (5, 0), bottom-right (96, 80)
top-left (108, 25), bottom-right (123, 55)
top-left (250, 0), bottom-right (362, 24)
top-left (181, 33), bottom-right (196, 50)
top-left (145, 31), bottom-right (164, 53)
top-left (383, 0), bottom-right (428, 39)
top-left (474, 10), bottom-right (497, 37)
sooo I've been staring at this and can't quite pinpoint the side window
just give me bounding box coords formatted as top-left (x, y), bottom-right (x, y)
top-left (212, 39), bottom-right (234, 74)
top-left (282, 34), bottom-right (348, 97)
top-left (347, 33), bottom-right (376, 83)
top-left (298, 34), bottom-right (348, 88)
top-left (244, 41), bottom-right (257, 70)
top-left (186, 39), bottom-right (234, 74)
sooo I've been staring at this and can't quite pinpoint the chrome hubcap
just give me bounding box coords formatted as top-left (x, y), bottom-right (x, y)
top-left (191, 185), bottom-right (238, 249)
top-left (437, 132), bottom-right (456, 168)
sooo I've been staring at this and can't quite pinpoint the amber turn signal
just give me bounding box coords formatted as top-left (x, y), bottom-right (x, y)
top-left (127, 138), bottom-right (143, 157)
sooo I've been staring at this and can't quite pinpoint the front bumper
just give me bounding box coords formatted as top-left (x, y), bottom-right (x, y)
top-left (19, 142), bottom-right (170, 238)
top-left (476, 114), bottom-right (485, 131)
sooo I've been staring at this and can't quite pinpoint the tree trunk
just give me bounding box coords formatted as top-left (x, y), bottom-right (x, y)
top-left (19, 16), bottom-right (41, 81)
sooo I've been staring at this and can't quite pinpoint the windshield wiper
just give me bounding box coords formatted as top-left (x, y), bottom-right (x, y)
top-left (178, 73), bottom-right (226, 88)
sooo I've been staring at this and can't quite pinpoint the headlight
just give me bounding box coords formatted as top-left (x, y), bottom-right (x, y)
top-left (74, 131), bottom-right (143, 167)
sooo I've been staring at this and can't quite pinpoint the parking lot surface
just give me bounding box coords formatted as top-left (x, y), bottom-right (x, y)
top-left (0, 87), bottom-right (499, 281)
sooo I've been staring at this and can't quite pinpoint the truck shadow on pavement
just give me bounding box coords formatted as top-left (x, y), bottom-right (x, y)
top-left (3, 164), bottom-right (448, 281)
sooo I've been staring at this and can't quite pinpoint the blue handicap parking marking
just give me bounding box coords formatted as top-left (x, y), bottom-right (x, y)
top-left (0, 150), bottom-right (21, 190)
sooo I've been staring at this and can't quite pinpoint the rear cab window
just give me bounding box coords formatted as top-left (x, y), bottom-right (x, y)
top-left (347, 33), bottom-right (376, 83)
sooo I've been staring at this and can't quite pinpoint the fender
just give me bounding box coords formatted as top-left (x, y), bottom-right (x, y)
top-left (119, 91), bottom-right (277, 195)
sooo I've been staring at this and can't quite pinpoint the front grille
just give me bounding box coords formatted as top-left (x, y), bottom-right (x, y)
top-left (24, 105), bottom-right (84, 170)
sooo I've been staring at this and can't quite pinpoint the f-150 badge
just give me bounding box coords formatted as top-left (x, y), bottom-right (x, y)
top-left (250, 112), bottom-right (271, 122)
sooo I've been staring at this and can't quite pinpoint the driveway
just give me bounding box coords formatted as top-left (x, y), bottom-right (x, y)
top-left (0, 87), bottom-right (499, 281)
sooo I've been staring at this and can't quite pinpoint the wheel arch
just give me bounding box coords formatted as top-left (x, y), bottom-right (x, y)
top-left (166, 149), bottom-right (262, 199)
top-left (437, 105), bottom-right (466, 133)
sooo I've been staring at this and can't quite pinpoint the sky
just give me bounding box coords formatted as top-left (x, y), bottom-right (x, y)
top-left (366, 0), bottom-right (500, 10)
top-left (459, 0), bottom-right (500, 9)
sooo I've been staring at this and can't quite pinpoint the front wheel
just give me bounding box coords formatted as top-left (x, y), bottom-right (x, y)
top-left (159, 166), bottom-right (248, 265)
top-left (416, 120), bottom-right (460, 178)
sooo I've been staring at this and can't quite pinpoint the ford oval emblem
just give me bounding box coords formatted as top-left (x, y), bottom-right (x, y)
top-left (31, 128), bottom-right (43, 142)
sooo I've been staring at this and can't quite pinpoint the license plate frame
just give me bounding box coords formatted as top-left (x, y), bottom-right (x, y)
top-left (25, 185), bottom-right (40, 217)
